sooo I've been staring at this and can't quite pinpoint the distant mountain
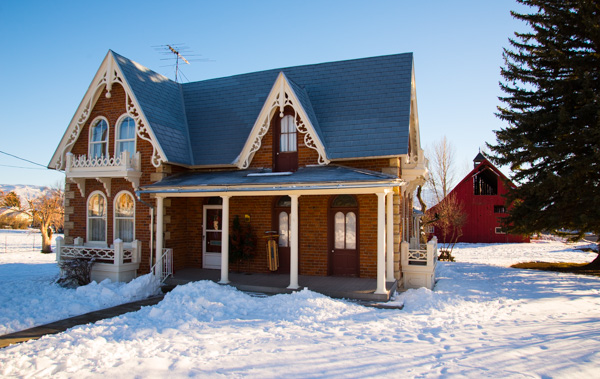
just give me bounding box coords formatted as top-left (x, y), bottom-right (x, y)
top-left (0, 184), bottom-right (50, 203)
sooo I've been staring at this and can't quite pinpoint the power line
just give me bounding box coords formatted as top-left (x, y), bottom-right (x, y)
top-left (0, 164), bottom-right (48, 170)
top-left (0, 150), bottom-right (47, 168)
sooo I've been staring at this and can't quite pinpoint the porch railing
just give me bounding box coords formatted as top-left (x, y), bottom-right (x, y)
top-left (66, 151), bottom-right (141, 172)
top-left (401, 236), bottom-right (437, 290)
top-left (151, 248), bottom-right (173, 283)
top-left (55, 237), bottom-right (141, 282)
top-left (55, 237), bottom-right (141, 265)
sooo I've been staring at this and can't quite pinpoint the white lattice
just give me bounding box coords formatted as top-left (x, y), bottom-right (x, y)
top-left (407, 249), bottom-right (427, 262)
top-left (61, 246), bottom-right (116, 261)
top-left (70, 153), bottom-right (134, 169)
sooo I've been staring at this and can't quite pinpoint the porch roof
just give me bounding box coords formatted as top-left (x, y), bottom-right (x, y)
top-left (138, 165), bottom-right (403, 194)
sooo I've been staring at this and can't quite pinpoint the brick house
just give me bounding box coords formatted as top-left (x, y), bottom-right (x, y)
top-left (49, 50), bottom-right (429, 295)
top-left (429, 153), bottom-right (530, 243)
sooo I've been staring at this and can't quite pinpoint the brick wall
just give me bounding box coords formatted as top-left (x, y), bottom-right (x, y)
top-left (63, 83), bottom-right (156, 274)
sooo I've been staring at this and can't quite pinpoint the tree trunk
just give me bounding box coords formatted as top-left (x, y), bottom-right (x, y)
top-left (40, 222), bottom-right (52, 253)
top-left (584, 244), bottom-right (600, 268)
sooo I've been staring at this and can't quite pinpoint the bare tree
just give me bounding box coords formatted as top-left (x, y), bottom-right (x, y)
top-left (27, 186), bottom-right (64, 253)
top-left (426, 136), bottom-right (457, 204)
top-left (431, 193), bottom-right (467, 260)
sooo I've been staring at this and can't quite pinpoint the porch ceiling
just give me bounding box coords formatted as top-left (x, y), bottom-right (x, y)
top-left (138, 165), bottom-right (404, 195)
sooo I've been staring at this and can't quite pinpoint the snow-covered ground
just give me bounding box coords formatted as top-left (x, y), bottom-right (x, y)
top-left (1, 230), bottom-right (599, 378)
top-left (0, 230), bottom-right (160, 335)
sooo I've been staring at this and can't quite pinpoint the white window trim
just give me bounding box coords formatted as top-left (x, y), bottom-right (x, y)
top-left (88, 116), bottom-right (110, 158)
top-left (87, 190), bottom-right (108, 246)
top-left (113, 190), bottom-right (135, 244)
top-left (495, 227), bottom-right (506, 234)
top-left (114, 114), bottom-right (137, 157)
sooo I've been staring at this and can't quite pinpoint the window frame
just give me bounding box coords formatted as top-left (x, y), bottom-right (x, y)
top-left (114, 114), bottom-right (136, 159)
top-left (279, 114), bottom-right (297, 153)
top-left (87, 190), bottom-right (108, 246)
top-left (88, 116), bottom-right (109, 159)
top-left (113, 190), bottom-right (135, 243)
top-left (495, 226), bottom-right (507, 234)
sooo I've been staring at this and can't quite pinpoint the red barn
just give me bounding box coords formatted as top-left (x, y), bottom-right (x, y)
top-left (430, 153), bottom-right (529, 243)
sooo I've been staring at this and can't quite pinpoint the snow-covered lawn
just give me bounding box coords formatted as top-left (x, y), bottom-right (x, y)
top-left (1, 230), bottom-right (599, 378)
top-left (0, 230), bottom-right (160, 335)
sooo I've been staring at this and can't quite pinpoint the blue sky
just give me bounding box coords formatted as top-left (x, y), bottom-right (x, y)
top-left (0, 0), bottom-right (528, 187)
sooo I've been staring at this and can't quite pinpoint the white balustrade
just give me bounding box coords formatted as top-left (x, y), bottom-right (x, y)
top-left (401, 236), bottom-right (437, 290)
top-left (56, 236), bottom-right (141, 282)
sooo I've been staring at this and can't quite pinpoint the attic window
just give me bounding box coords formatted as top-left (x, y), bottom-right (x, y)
top-left (473, 168), bottom-right (498, 195)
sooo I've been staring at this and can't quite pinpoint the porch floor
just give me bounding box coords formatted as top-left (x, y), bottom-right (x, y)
top-left (164, 268), bottom-right (398, 302)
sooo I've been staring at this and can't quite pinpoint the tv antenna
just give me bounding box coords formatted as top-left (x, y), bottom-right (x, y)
top-left (153, 44), bottom-right (212, 82)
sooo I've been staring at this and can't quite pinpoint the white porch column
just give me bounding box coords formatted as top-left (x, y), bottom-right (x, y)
top-left (375, 193), bottom-right (387, 294)
top-left (219, 195), bottom-right (231, 284)
top-left (155, 196), bottom-right (164, 278)
top-left (288, 194), bottom-right (300, 289)
top-left (386, 191), bottom-right (395, 282)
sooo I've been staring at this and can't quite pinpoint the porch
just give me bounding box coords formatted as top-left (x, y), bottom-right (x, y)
top-left (164, 268), bottom-right (398, 302)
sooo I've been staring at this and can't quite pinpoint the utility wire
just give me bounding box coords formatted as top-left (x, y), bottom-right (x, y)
top-left (0, 164), bottom-right (48, 170)
top-left (0, 150), bottom-right (47, 168)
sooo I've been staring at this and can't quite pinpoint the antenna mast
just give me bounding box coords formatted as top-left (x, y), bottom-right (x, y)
top-left (153, 44), bottom-right (213, 82)
top-left (167, 44), bottom-right (190, 82)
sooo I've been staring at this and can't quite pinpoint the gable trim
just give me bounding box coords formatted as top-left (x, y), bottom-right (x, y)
top-left (49, 51), bottom-right (167, 170)
top-left (236, 72), bottom-right (329, 169)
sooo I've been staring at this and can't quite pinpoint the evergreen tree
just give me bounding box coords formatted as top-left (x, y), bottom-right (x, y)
top-left (489, 0), bottom-right (600, 265)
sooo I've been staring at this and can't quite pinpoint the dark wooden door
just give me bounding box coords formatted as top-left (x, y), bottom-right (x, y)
top-left (329, 196), bottom-right (359, 277)
top-left (273, 113), bottom-right (298, 172)
top-left (273, 196), bottom-right (292, 274)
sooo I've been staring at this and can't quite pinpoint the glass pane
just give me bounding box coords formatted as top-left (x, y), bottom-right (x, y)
top-left (288, 129), bottom-right (297, 152)
top-left (346, 212), bottom-right (356, 249)
top-left (117, 141), bottom-right (135, 157)
top-left (89, 218), bottom-right (106, 241)
top-left (332, 195), bottom-right (358, 208)
top-left (90, 143), bottom-right (105, 159)
top-left (277, 196), bottom-right (291, 207)
top-left (120, 117), bottom-right (135, 139)
top-left (207, 209), bottom-right (221, 230)
top-left (116, 219), bottom-right (134, 242)
top-left (280, 133), bottom-right (288, 152)
top-left (334, 211), bottom-right (345, 249)
top-left (91, 120), bottom-right (107, 142)
top-left (278, 211), bottom-right (289, 247)
top-left (88, 194), bottom-right (105, 217)
top-left (115, 193), bottom-right (134, 217)
top-left (282, 115), bottom-right (291, 133)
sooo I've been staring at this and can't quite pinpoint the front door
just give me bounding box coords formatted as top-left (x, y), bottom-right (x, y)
top-left (329, 195), bottom-right (359, 276)
top-left (203, 205), bottom-right (222, 269)
top-left (273, 196), bottom-right (292, 274)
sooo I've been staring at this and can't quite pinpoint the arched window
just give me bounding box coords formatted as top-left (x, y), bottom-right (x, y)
top-left (276, 196), bottom-right (291, 247)
top-left (280, 115), bottom-right (297, 152)
top-left (89, 118), bottom-right (108, 159)
top-left (116, 116), bottom-right (136, 158)
top-left (87, 191), bottom-right (107, 243)
top-left (332, 195), bottom-right (358, 250)
top-left (114, 191), bottom-right (135, 242)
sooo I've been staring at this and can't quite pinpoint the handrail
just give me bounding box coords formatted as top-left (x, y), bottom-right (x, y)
top-left (151, 248), bottom-right (173, 283)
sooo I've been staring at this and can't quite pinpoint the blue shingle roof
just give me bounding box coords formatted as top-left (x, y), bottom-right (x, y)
top-left (114, 52), bottom-right (414, 166)
top-left (113, 51), bottom-right (193, 165)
